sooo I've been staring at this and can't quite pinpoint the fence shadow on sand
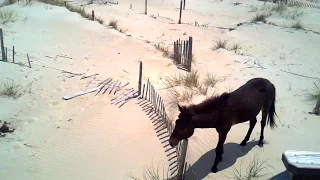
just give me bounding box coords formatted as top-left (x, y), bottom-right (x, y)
top-left (186, 140), bottom-right (259, 179)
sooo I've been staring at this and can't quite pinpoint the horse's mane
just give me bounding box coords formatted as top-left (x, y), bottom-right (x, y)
top-left (187, 92), bottom-right (230, 114)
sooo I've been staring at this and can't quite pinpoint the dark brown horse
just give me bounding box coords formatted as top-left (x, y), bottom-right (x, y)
top-left (169, 78), bottom-right (277, 173)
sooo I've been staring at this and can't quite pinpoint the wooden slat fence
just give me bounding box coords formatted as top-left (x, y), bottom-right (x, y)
top-left (276, 0), bottom-right (320, 9)
top-left (173, 36), bottom-right (193, 72)
top-left (136, 78), bottom-right (192, 179)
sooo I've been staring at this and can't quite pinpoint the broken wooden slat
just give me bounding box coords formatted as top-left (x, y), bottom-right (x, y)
top-left (86, 74), bottom-right (97, 87)
top-left (109, 79), bottom-right (119, 94)
top-left (102, 80), bottom-right (115, 95)
top-left (95, 78), bottom-right (113, 96)
top-left (63, 84), bottom-right (104, 100)
top-left (81, 73), bottom-right (99, 80)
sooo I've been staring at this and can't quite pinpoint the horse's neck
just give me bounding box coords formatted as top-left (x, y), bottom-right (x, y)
top-left (192, 113), bottom-right (219, 128)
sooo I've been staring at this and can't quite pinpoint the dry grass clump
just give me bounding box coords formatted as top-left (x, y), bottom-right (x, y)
top-left (213, 39), bottom-right (227, 50)
top-left (108, 19), bottom-right (118, 29)
top-left (95, 16), bottom-right (104, 24)
top-left (290, 21), bottom-right (303, 29)
top-left (108, 19), bottom-right (127, 33)
top-left (128, 162), bottom-right (196, 180)
top-left (162, 70), bottom-right (222, 108)
top-left (0, 79), bottom-right (23, 99)
top-left (306, 83), bottom-right (320, 115)
top-left (0, 0), bottom-right (17, 7)
top-left (37, 0), bottom-right (64, 6)
top-left (251, 13), bottom-right (271, 23)
top-left (0, 10), bottom-right (17, 24)
top-left (229, 42), bottom-right (241, 53)
top-left (65, 3), bottom-right (92, 19)
top-left (155, 43), bottom-right (170, 57)
top-left (258, 2), bottom-right (304, 20)
top-left (198, 73), bottom-right (220, 95)
top-left (37, 0), bottom-right (107, 26)
top-left (162, 69), bottom-right (200, 89)
top-left (227, 153), bottom-right (272, 180)
top-left (128, 163), bottom-right (170, 180)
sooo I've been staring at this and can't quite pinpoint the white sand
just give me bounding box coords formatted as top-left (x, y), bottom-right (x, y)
top-left (0, 0), bottom-right (320, 179)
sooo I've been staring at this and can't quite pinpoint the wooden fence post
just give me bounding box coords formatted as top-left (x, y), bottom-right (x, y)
top-left (187, 36), bottom-right (193, 72)
top-left (5, 47), bottom-right (7, 61)
top-left (138, 61), bottom-right (143, 95)
top-left (178, 0), bottom-right (183, 24)
top-left (145, 0), bottom-right (147, 14)
top-left (177, 140), bottom-right (188, 178)
top-left (0, 29), bottom-right (5, 62)
top-left (27, 53), bottom-right (31, 68)
top-left (92, 10), bottom-right (95, 21)
top-left (12, 46), bottom-right (14, 63)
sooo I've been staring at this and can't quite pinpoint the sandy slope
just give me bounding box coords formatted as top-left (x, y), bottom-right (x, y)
top-left (0, 0), bottom-right (320, 179)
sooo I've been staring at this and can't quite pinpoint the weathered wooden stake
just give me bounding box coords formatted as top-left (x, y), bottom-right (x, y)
top-left (146, 78), bottom-right (149, 100)
top-left (92, 10), bottom-right (95, 21)
top-left (145, 0), bottom-right (147, 14)
top-left (178, 0), bottom-right (183, 24)
top-left (141, 84), bottom-right (145, 98)
top-left (5, 47), bottom-right (7, 61)
top-left (0, 29), bottom-right (5, 62)
top-left (177, 140), bottom-right (188, 179)
top-left (188, 36), bottom-right (193, 72)
top-left (27, 53), bottom-right (31, 68)
top-left (12, 46), bottom-right (14, 63)
top-left (138, 61), bottom-right (143, 95)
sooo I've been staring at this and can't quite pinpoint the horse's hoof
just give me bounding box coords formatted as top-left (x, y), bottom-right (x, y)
top-left (211, 166), bottom-right (218, 173)
top-left (240, 141), bottom-right (247, 146)
top-left (258, 141), bottom-right (264, 147)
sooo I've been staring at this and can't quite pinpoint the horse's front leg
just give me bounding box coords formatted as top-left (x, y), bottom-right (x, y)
top-left (211, 128), bottom-right (230, 173)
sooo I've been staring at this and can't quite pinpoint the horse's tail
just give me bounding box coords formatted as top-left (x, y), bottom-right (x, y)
top-left (268, 84), bottom-right (277, 129)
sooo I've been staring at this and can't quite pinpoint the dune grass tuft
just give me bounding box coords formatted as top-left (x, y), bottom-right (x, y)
top-left (213, 39), bottom-right (227, 50)
top-left (0, 10), bottom-right (17, 24)
top-left (155, 43), bottom-right (170, 57)
top-left (306, 83), bottom-right (320, 115)
top-left (229, 42), bottom-right (241, 53)
top-left (290, 21), bottom-right (303, 29)
top-left (251, 13), bottom-right (270, 23)
top-left (228, 153), bottom-right (272, 180)
top-left (0, 79), bottom-right (23, 99)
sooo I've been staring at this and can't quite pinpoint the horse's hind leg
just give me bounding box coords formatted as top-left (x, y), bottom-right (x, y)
top-left (258, 110), bottom-right (268, 147)
top-left (240, 117), bottom-right (257, 146)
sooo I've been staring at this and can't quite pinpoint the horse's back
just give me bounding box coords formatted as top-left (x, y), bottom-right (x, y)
top-left (227, 78), bottom-right (275, 121)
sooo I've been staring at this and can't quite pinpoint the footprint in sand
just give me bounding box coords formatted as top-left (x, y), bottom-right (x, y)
top-left (49, 100), bottom-right (60, 107)
top-left (13, 144), bottom-right (21, 150)
top-left (55, 87), bottom-right (62, 92)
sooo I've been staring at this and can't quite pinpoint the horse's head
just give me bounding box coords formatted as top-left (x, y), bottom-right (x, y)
top-left (169, 104), bottom-right (195, 147)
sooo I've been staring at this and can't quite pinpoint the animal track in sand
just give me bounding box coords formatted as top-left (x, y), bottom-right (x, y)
top-left (55, 87), bottom-right (63, 92)
top-left (49, 100), bottom-right (60, 107)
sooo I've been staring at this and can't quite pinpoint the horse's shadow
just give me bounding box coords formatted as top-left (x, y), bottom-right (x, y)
top-left (186, 140), bottom-right (259, 179)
